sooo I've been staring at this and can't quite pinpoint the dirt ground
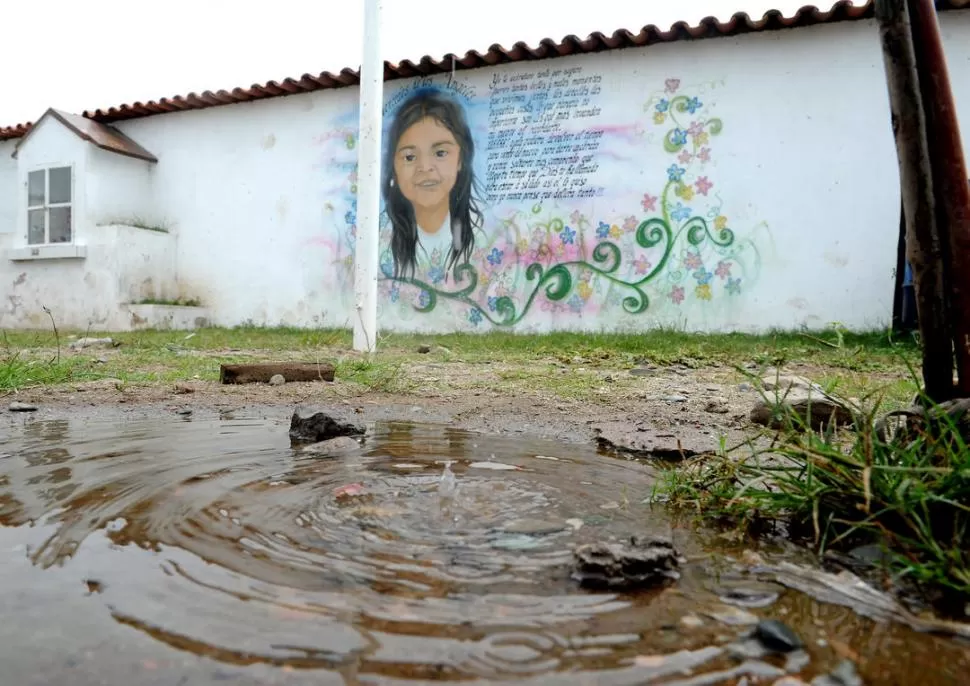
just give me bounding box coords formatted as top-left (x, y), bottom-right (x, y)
top-left (1, 352), bottom-right (899, 459)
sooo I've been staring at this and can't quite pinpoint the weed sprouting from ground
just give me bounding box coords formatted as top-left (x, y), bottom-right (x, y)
top-left (657, 370), bottom-right (970, 612)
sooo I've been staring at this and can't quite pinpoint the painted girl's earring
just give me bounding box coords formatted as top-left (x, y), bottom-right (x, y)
top-left (390, 178), bottom-right (395, 187)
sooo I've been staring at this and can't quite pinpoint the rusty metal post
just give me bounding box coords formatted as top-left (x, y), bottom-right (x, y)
top-left (875, 0), bottom-right (954, 402)
top-left (907, 0), bottom-right (970, 398)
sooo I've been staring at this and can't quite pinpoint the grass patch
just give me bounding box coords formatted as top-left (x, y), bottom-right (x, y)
top-left (657, 379), bottom-right (970, 613)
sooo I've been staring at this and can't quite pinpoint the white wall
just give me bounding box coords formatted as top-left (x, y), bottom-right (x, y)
top-left (86, 145), bottom-right (157, 229)
top-left (4, 11), bottom-right (970, 333)
top-left (0, 140), bottom-right (16, 236)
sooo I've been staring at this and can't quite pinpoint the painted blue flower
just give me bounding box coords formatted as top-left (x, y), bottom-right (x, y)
top-left (693, 268), bottom-right (713, 285)
top-left (726, 277), bottom-right (742, 295)
top-left (418, 290), bottom-right (431, 308)
top-left (596, 221), bottom-right (610, 239)
top-left (671, 203), bottom-right (692, 222)
top-left (469, 307), bottom-right (483, 325)
top-left (667, 164), bottom-right (686, 182)
top-left (429, 266), bottom-right (445, 284)
top-left (656, 98), bottom-right (670, 113)
top-left (344, 210), bottom-right (355, 226)
top-left (671, 128), bottom-right (688, 146)
top-left (380, 258), bottom-right (394, 277)
top-left (560, 225), bottom-right (576, 245)
top-left (487, 247), bottom-right (504, 266)
top-left (685, 97), bottom-right (702, 114)
top-left (487, 295), bottom-right (499, 312)
top-left (568, 294), bottom-right (584, 313)
top-left (390, 284), bottom-right (400, 303)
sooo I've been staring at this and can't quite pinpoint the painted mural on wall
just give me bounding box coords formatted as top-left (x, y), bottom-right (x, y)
top-left (314, 64), bottom-right (765, 330)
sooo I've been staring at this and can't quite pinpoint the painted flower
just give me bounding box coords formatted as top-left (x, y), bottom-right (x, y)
top-left (429, 266), bottom-right (445, 285)
top-left (577, 281), bottom-right (593, 300)
top-left (688, 121), bottom-right (704, 137)
top-left (665, 78), bottom-right (681, 94)
top-left (487, 247), bottom-right (504, 266)
top-left (714, 215), bottom-right (729, 230)
top-left (715, 260), bottom-right (732, 279)
top-left (671, 202), bottom-right (692, 222)
top-left (469, 307), bottom-right (483, 325)
top-left (694, 131), bottom-right (710, 146)
top-left (671, 128), bottom-right (688, 146)
top-left (693, 268), bottom-right (713, 286)
top-left (344, 210), bottom-right (355, 226)
top-left (418, 290), bottom-right (431, 308)
top-left (487, 295), bottom-right (499, 312)
top-left (684, 250), bottom-right (703, 270)
top-left (634, 255), bottom-right (653, 275)
top-left (695, 283), bottom-right (712, 300)
top-left (667, 165), bottom-right (686, 182)
top-left (349, 168), bottom-right (358, 184)
top-left (656, 98), bottom-right (670, 113)
top-left (726, 277), bottom-right (742, 295)
top-left (570, 209), bottom-right (586, 226)
top-left (390, 284), bottom-right (400, 303)
top-left (515, 238), bottom-right (529, 255)
top-left (609, 224), bottom-right (622, 239)
top-left (596, 221), bottom-right (611, 239)
top-left (676, 184), bottom-right (695, 201)
top-left (560, 225), bottom-right (576, 245)
top-left (641, 194), bottom-right (658, 212)
top-left (697, 147), bottom-right (712, 163)
top-left (568, 294), bottom-right (584, 313)
top-left (345, 134), bottom-right (356, 149)
top-left (623, 216), bottom-right (638, 231)
top-left (678, 150), bottom-right (693, 165)
top-left (653, 112), bottom-right (666, 125)
top-left (685, 97), bottom-right (702, 114)
top-left (695, 176), bottom-right (713, 196)
top-left (669, 285), bottom-right (685, 305)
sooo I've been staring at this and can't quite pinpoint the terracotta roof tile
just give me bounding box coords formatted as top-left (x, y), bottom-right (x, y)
top-left (0, 0), bottom-right (965, 140)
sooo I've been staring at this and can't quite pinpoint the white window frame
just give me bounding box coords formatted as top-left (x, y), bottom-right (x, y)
top-left (26, 164), bottom-right (74, 246)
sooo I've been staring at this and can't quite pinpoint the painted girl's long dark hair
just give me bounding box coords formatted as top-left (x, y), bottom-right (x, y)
top-left (382, 88), bottom-right (484, 280)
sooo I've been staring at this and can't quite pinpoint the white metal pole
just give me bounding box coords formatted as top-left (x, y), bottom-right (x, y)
top-left (353, 0), bottom-right (383, 352)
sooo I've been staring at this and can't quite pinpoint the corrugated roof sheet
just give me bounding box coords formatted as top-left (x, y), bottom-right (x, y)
top-left (1, 0), bottom-right (965, 141)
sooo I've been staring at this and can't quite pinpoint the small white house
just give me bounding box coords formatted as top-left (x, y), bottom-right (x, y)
top-left (2, 1), bottom-right (969, 334)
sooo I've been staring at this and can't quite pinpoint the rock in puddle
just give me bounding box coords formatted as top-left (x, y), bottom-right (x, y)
top-left (572, 535), bottom-right (683, 590)
top-left (8, 402), bottom-right (38, 412)
top-left (592, 421), bottom-right (715, 460)
top-left (811, 659), bottom-right (863, 686)
top-left (752, 619), bottom-right (804, 653)
top-left (718, 585), bottom-right (782, 609)
top-left (704, 605), bottom-right (760, 626)
top-left (289, 405), bottom-right (365, 443)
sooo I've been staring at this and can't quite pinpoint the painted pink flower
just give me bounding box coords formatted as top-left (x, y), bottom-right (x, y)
top-left (697, 147), bottom-right (712, 163)
top-left (623, 216), bottom-right (638, 231)
top-left (641, 193), bottom-right (658, 212)
top-left (570, 209), bottom-right (585, 226)
top-left (634, 255), bottom-right (653, 275)
top-left (678, 150), bottom-right (693, 165)
top-left (684, 250), bottom-right (703, 270)
top-left (665, 78), bottom-right (681, 94)
top-left (670, 285), bottom-right (685, 304)
top-left (695, 176), bottom-right (714, 195)
top-left (715, 260), bottom-right (732, 279)
top-left (688, 121), bottom-right (704, 137)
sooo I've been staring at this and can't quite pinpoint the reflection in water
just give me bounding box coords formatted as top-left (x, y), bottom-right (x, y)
top-left (0, 414), bottom-right (968, 684)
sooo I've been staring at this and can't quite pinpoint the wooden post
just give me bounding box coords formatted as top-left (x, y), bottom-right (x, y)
top-left (874, 0), bottom-right (954, 402)
top-left (907, 0), bottom-right (970, 397)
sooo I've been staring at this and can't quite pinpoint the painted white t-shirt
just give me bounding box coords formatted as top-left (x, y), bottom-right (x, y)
top-left (415, 213), bottom-right (457, 286)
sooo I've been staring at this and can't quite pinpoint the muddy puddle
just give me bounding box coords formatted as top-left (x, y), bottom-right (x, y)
top-left (1, 411), bottom-right (968, 685)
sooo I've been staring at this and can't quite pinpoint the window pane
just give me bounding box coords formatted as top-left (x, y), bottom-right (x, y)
top-left (49, 207), bottom-right (71, 243)
top-left (49, 167), bottom-right (71, 204)
top-left (28, 170), bottom-right (45, 206)
top-left (28, 209), bottom-right (46, 244)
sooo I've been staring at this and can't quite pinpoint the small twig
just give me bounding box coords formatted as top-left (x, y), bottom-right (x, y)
top-left (798, 332), bottom-right (841, 349)
top-left (42, 306), bottom-right (60, 365)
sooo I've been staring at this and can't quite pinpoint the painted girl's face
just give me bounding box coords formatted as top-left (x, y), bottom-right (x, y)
top-left (392, 116), bottom-right (461, 214)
